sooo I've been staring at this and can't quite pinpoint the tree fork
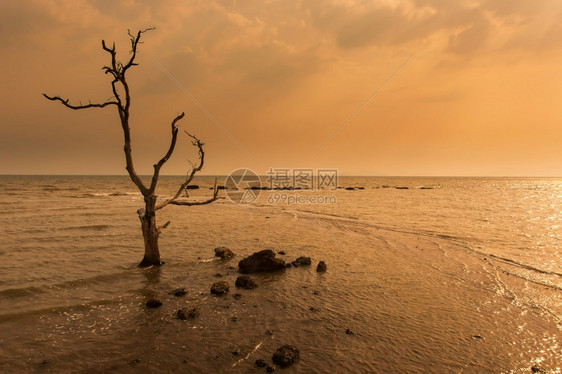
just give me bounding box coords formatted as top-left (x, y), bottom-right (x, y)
top-left (44, 28), bottom-right (219, 268)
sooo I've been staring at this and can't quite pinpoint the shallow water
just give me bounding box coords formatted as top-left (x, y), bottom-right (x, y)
top-left (0, 175), bottom-right (560, 373)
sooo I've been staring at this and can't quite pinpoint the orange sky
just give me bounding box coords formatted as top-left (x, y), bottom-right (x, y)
top-left (1, 0), bottom-right (561, 176)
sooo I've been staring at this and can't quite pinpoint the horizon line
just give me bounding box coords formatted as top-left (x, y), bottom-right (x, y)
top-left (1, 174), bottom-right (561, 178)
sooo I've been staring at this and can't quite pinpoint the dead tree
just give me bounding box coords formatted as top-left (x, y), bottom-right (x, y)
top-left (44, 29), bottom-right (219, 267)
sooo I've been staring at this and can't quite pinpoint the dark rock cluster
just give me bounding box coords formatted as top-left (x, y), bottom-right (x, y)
top-left (141, 248), bottom-right (326, 371)
top-left (238, 249), bottom-right (285, 273)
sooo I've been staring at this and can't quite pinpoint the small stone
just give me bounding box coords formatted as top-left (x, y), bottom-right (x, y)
top-left (265, 330), bottom-right (273, 336)
top-left (531, 365), bottom-right (547, 373)
top-left (316, 261), bottom-right (327, 272)
top-left (235, 275), bottom-right (258, 289)
top-left (278, 251), bottom-right (286, 255)
top-left (309, 307), bottom-right (319, 312)
top-left (187, 307), bottom-right (200, 319)
top-left (233, 293), bottom-right (242, 300)
top-left (255, 359), bottom-right (267, 368)
top-left (231, 316), bottom-right (238, 322)
top-left (292, 256), bottom-right (311, 267)
top-left (210, 281), bottom-right (229, 295)
top-left (176, 307), bottom-right (200, 319)
top-left (171, 288), bottom-right (187, 297)
top-left (214, 273), bottom-right (223, 277)
top-left (345, 329), bottom-right (353, 335)
top-left (130, 358), bottom-right (141, 365)
top-left (176, 309), bottom-right (188, 320)
top-left (472, 335), bottom-right (483, 339)
top-left (285, 263), bottom-right (293, 268)
top-left (313, 291), bottom-right (320, 295)
top-left (145, 299), bottom-right (162, 308)
top-left (266, 365), bottom-right (276, 373)
top-left (214, 246), bottom-right (235, 259)
top-left (272, 345), bottom-right (299, 368)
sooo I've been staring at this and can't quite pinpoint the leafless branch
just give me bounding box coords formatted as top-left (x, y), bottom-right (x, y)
top-left (149, 112), bottom-right (185, 193)
top-left (42, 94), bottom-right (118, 109)
top-left (157, 220), bottom-right (171, 233)
top-left (123, 28), bottom-right (155, 72)
top-left (168, 196), bottom-right (222, 206)
top-left (168, 178), bottom-right (221, 207)
top-left (156, 133), bottom-right (219, 210)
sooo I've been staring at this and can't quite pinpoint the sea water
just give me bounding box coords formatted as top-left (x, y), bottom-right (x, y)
top-left (0, 175), bottom-right (560, 372)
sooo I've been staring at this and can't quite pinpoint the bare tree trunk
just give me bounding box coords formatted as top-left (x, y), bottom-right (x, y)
top-left (44, 29), bottom-right (220, 269)
top-left (138, 195), bottom-right (162, 267)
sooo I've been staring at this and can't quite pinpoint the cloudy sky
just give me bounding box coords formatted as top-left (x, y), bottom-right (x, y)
top-left (1, 0), bottom-right (561, 176)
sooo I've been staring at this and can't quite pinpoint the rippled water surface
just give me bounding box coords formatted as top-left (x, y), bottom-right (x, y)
top-left (0, 175), bottom-right (560, 373)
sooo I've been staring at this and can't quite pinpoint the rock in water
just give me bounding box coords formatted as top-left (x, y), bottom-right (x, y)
top-left (272, 345), bottom-right (299, 368)
top-left (238, 250), bottom-right (285, 273)
top-left (235, 275), bottom-right (258, 289)
top-left (292, 256), bottom-right (311, 267)
top-left (531, 365), bottom-right (547, 373)
top-left (316, 261), bottom-right (327, 272)
top-left (210, 281), bottom-right (230, 295)
top-left (176, 308), bottom-right (201, 320)
top-left (171, 287), bottom-right (187, 296)
top-left (145, 299), bottom-right (162, 308)
top-left (186, 307), bottom-right (200, 319)
top-left (214, 246), bottom-right (235, 259)
top-left (176, 309), bottom-right (187, 320)
top-left (175, 308), bottom-right (201, 320)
